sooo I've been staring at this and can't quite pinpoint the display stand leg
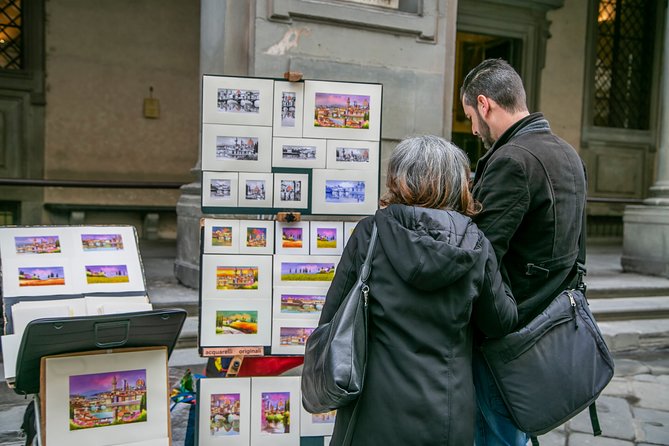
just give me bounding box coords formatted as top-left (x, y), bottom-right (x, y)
top-left (33, 394), bottom-right (41, 446)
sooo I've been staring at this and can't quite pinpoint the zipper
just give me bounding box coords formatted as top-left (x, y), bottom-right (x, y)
top-left (568, 290), bottom-right (578, 329)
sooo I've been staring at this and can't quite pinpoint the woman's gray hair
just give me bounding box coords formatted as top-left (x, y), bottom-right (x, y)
top-left (380, 135), bottom-right (479, 215)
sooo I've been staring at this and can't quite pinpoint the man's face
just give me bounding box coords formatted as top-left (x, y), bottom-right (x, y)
top-left (462, 99), bottom-right (495, 150)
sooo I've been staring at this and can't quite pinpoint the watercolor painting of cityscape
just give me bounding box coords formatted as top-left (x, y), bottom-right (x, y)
top-left (212, 226), bottom-right (233, 247)
top-left (216, 136), bottom-right (259, 161)
top-left (246, 227), bottom-right (267, 248)
top-left (316, 227), bottom-right (338, 249)
top-left (81, 234), bottom-right (124, 251)
top-left (215, 310), bottom-right (258, 335)
top-left (335, 146), bottom-right (369, 163)
top-left (280, 262), bottom-right (335, 282)
top-left (314, 93), bottom-right (370, 129)
top-left (19, 266), bottom-right (65, 287)
top-left (85, 265), bottom-right (129, 284)
top-left (325, 180), bottom-right (366, 203)
top-left (216, 266), bottom-right (259, 290)
top-left (260, 392), bottom-right (291, 434)
top-left (279, 327), bottom-right (315, 346)
top-left (311, 410), bottom-right (336, 424)
top-left (210, 393), bottom-right (241, 436)
top-left (280, 293), bottom-right (326, 314)
top-left (68, 369), bottom-right (147, 431)
top-left (217, 88), bottom-right (260, 114)
top-left (281, 228), bottom-right (303, 248)
top-left (14, 236), bottom-right (61, 254)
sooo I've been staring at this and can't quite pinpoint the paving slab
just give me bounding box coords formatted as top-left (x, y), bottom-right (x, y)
top-left (568, 432), bottom-right (634, 445)
top-left (534, 429), bottom-right (566, 446)
top-left (632, 407), bottom-right (669, 445)
top-left (569, 396), bottom-right (635, 440)
top-left (629, 377), bottom-right (669, 412)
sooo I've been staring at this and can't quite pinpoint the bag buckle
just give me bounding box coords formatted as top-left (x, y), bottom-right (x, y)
top-left (526, 263), bottom-right (549, 277)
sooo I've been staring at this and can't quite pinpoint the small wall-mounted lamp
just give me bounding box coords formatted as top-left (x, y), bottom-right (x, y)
top-left (143, 86), bottom-right (160, 119)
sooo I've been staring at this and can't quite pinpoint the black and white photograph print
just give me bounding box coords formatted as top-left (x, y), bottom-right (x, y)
top-left (245, 180), bottom-right (266, 200)
top-left (210, 179), bottom-right (233, 199)
top-left (273, 81), bottom-right (304, 138)
top-left (202, 75), bottom-right (274, 126)
top-left (202, 124), bottom-right (272, 172)
top-left (202, 171), bottom-right (239, 208)
top-left (273, 173), bottom-right (309, 209)
top-left (271, 137), bottom-right (326, 169)
top-left (280, 180), bottom-right (301, 202)
top-left (326, 139), bottom-right (379, 171)
top-left (216, 136), bottom-right (259, 161)
top-left (311, 168), bottom-right (378, 215)
top-left (238, 173), bottom-right (273, 208)
top-left (280, 91), bottom-right (296, 127)
top-left (282, 144), bottom-right (316, 161)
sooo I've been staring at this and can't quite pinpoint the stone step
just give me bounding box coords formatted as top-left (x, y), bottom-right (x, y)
top-left (598, 318), bottom-right (669, 352)
top-left (589, 296), bottom-right (669, 321)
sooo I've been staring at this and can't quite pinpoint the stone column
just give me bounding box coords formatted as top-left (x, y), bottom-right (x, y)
top-left (621, 3), bottom-right (669, 276)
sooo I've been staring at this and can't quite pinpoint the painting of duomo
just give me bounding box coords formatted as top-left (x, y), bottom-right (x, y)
top-left (215, 310), bottom-right (258, 335)
top-left (260, 392), bottom-right (291, 434)
top-left (314, 93), bottom-right (370, 129)
top-left (14, 236), bottom-right (61, 254)
top-left (280, 262), bottom-right (335, 282)
top-left (85, 265), bottom-right (130, 284)
top-left (279, 180), bottom-right (301, 202)
top-left (245, 180), bottom-right (266, 200)
top-left (246, 227), bottom-right (267, 248)
top-left (81, 234), bottom-right (124, 251)
top-left (212, 226), bottom-right (233, 247)
top-left (217, 88), bottom-right (260, 114)
top-left (69, 369), bottom-right (147, 431)
top-left (216, 266), bottom-right (259, 290)
top-left (19, 266), bottom-right (66, 287)
top-left (210, 393), bottom-right (241, 436)
top-left (216, 136), bottom-right (259, 161)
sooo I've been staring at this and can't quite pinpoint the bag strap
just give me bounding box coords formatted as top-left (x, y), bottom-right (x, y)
top-left (360, 222), bottom-right (379, 284)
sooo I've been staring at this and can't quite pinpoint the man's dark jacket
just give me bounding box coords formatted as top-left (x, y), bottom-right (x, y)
top-left (317, 205), bottom-right (517, 445)
top-left (472, 112), bottom-right (587, 326)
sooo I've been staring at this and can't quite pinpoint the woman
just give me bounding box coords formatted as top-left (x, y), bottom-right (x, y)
top-left (314, 135), bottom-right (517, 445)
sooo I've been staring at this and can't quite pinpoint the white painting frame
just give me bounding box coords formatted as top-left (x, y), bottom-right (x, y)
top-left (238, 172), bottom-right (274, 208)
top-left (272, 286), bottom-right (329, 320)
top-left (302, 80), bottom-right (382, 141)
top-left (271, 137), bottom-right (326, 169)
top-left (326, 139), bottom-right (379, 171)
top-left (300, 407), bottom-right (336, 437)
top-left (272, 81), bottom-right (304, 137)
top-left (198, 377), bottom-right (252, 446)
top-left (238, 220), bottom-right (275, 255)
top-left (311, 169), bottom-right (379, 215)
top-left (273, 173), bottom-right (310, 209)
top-left (202, 75), bottom-right (274, 126)
top-left (202, 171), bottom-right (239, 208)
top-left (250, 376), bottom-right (301, 446)
top-left (272, 254), bottom-right (339, 287)
top-left (202, 218), bottom-right (241, 254)
top-left (274, 221), bottom-right (310, 255)
top-left (344, 220), bottom-right (361, 246)
top-left (199, 298), bottom-right (272, 347)
top-left (271, 318), bottom-right (318, 355)
top-left (309, 221), bottom-right (344, 255)
top-left (201, 124), bottom-right (273, 173)
top-left (201, 254), bottom-right (273, 300)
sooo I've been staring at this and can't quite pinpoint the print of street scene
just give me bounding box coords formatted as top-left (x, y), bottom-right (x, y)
top-left (282, 144), bottom-right (316, 160)
top-left (81, 234), bottom-right (124, 251)
top-left (314, 92), bottom-right (370, 129)
top-left (279, 327), bottom-right (316, 346)
top-left (281, 91), bottom-right (296, 127)
top-left (212, 226), bottom-right (233, 247)
top-left (316, 227), bottom-right (338, 249)
top-left (281, 228), bottom-right (303, 248)
top-left (69, 369), bottom-right (147, 431)
top-left (280, 262), bottom-right (335, 282)
top-left (215, 310), bottom-right (258, 335)
top-left (312, 410), bottom-right (336, 424)
top-left (210, 393), bottom-right (241, 436)
top-left (246, 227), bottom-right (267, 248)
top-left (14, 236), bottom-right (61, 254)
top-left (216, 266), bottom-right (259, 290)
top-left (280, 180), bottom-right (301, 202)
top-left (217, 88), bottom-right (260, 113)
top-left (85, 265), bottom-right (129, 284)
top-left (210, 179), bottom-right (232, 199)
top-left (325, 180), bottom-right (366, 203)
top-left (216, 136), bottom-right (259, 161)
top-left (280, 293), bottom-right (326, 314)
top-left (245, 180), bottom-right (266, 200)
top-left (261, 392), bottom-right (290, 434)
top-left (19, 266), bottom-right (65, 287)
top-left (335, 146), bottom-right (369, 163)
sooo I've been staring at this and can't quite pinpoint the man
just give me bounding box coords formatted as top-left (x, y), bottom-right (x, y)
top-left (460, 58), bottom-right (587, 445)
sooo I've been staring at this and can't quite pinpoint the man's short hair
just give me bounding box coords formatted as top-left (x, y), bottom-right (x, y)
top-left (460, 59), bottom-right (528, 113)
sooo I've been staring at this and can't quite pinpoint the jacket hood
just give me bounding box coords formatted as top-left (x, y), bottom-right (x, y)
top-left (374, 204), bottom-right (483, 291)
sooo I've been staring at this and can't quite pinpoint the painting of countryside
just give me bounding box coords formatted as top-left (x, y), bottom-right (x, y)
top-left (19, 266), bottom-right (65, 287)
top-left (280, 262), bottom-right (335, 282)
top-left (215, 310), bottom-right (258, 335)
top-left (85, 265), bottom-right (130, 284)
top-left (281, 228), bottom-right (303, 248)
top-left (316, 227), bottom-right (338, 249)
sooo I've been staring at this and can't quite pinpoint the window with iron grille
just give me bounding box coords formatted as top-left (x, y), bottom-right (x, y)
top-left (593, 0), bottom-right (657, 130)
top-left (0, 0), bottom-right (22, 70)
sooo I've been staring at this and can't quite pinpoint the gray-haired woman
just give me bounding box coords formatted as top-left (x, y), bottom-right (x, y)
top-left (306, 135), bottom-right (517, 445)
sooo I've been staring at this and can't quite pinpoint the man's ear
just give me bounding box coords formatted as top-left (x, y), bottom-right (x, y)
top-left (477, 95), bottom-right (491, 116)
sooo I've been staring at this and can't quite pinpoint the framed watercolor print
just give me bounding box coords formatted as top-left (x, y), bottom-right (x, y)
top-left (273, 173), bottom-right (310, 209)
top-left (270, 318), bottom-right (318, 355)
top-left (201, 171), bottom-right (239, 209)
top-left (272, 286), bottom-right (328, 320)
top-left (274, 221), bottom-right (310, 255)
top-left (250, 376), bottom-right (301, 446)
top-left (325, 139), bottom-right (379, 171)
top-left (238, 220), bottom-right (274, 255)
top-left (201, 254), bottom-right (273, 300)
top-left (197, 377), bottom-right (252, 446)
top-left (344, 220), bottom-right (361, 246)
top-left (272, 81), bottom-right (304, 138)
top-left (238, 172), bottom-right (274, 208)
top-left (272, 255), bottom-right (339, 287)
top-left (300, 407), bottom-right (336, 437)
top-left (271, 137), bottom-right (326, 169)
top-left (202, 75), bottom-right (274, 126)
top-left (201, 124), bottom-right (273, 173)
top-left (302, 80), bottom-right (382, 141)
top-left (41, 347), bottom-right (170, 446)
top-left (199, 298), bottom-right (272, 347)
top-left (311, 169), bottom-right (379, 215)
top-left (202, 218), bottom-right (241, 254)
top-left (309, 221), bottom-right (344, 255)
